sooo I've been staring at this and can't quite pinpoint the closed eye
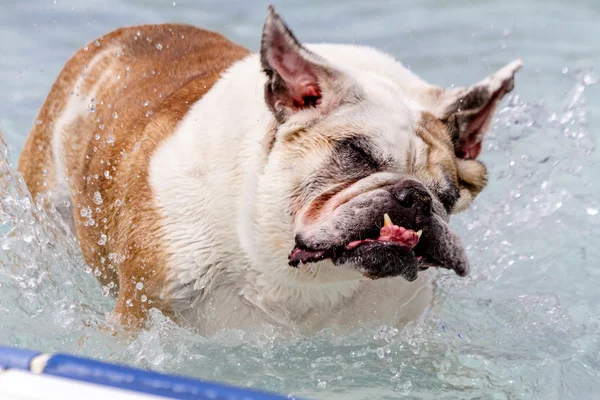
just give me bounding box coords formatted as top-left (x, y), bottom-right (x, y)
top-left (436, 183), bottom-right (459, 212)
top-left (333, 136), bottom-right (382, 174)
top-left (347, 140), bottom-right (380, 171)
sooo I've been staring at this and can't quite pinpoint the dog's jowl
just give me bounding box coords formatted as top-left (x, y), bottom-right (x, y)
top-left (18, 6), bottom-right (522, 334)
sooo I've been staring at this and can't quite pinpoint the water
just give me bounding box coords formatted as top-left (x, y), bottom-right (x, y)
top-left (1, 0), bottom-right (600, 398)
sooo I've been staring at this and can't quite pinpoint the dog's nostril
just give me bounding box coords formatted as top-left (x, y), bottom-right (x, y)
top-left (395, 188), bottom-right (415, 208)
top-left (394, 184), bottom-right (433, 218)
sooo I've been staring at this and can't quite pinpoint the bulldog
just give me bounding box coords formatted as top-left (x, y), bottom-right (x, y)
top-left (18, 6), bottom-right (522, 334)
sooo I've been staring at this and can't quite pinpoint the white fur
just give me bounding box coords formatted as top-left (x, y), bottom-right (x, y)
top-left (149, 45), bottom-right (438, 335)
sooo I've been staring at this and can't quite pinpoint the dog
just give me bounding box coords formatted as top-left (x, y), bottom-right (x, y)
top-left (18, 6), bottom-right (522, 335)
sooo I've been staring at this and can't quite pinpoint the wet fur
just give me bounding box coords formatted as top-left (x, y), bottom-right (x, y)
top-left (18, 8), bottom-right (522, 334)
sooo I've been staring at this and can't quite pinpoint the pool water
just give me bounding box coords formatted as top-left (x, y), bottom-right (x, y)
top-left (1, 0), bottom-right (600, 399)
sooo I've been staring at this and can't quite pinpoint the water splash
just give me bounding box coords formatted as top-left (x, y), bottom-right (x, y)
top-left (0, 129), bottom-right (115, 352)
top-left (0, 71), bottom-right (599, 399)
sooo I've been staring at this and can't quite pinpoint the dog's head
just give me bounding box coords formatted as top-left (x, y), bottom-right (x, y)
top-left (248, 6), bottom-right (522, 282)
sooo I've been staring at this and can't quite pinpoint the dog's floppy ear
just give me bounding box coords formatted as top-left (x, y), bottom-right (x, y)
top-left (260, 6), bottom-right (342, 123)
top-left (431, 60), bottom-right (523, 160)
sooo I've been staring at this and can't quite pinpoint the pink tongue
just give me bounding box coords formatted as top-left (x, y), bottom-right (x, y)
top-left (346, 223), bottom-right (420, 250)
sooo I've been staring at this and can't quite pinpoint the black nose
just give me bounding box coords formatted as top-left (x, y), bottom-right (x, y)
top-left (392, 180), bottom-right (432, 222)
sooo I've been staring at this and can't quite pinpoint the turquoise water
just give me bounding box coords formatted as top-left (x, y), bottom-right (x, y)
top-left (1, 0), bottom-right (600, 398)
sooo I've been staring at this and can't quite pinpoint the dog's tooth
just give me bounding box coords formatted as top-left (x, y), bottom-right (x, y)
top-left (416, 229), bottom-right (423, 238)
top-left (383, 213), bottom-right (393, 227)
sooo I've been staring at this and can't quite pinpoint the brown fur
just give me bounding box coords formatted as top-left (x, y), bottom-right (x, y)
top-left (18, 24), bottom-right (249, 327)
top-left (416, 112), bottom-right (458, 181)
top-left (416, 111), bottom-right (488, 212)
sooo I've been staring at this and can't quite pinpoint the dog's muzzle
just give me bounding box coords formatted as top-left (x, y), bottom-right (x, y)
top-left (288, 179), bottom-right (470, 281)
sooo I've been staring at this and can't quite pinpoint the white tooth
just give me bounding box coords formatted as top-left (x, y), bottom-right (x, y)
top-left (383, 213), bottom-right (393, 227)
top-left (416, 229), bottom-right (423, 238)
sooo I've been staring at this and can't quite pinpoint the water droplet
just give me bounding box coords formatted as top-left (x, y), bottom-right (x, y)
top-left (126, 299), bottom-right (133, 307)
top-left (136, 282), bottom-right (144, 290)
top-left (317, 381), bottom-right (326, 389)
top-left (376, 348), bottom-right (385, 359)
top-left (94, 40), bottom-right (100, 47)
top-left (106, 135), bottom-right (115, 144)
top-left (562, 67), bottom-right (569, 74)
top-left (156, 43), bottom-right (163, 50)
top-left (1, 239), bottom-right (11, 251)
top-left (114, 199), bottom-right (122, 207)
top-left (84, 265), bottom-right (92, 274)
top-left (41, 169), bottom-right (48, 177)
top-left (98, 234), bottom-right (107, 246)
top-left (141, 295), bottom-right (148, 302)
top-left (93, 191), bottom-right (103, 204)
top-left (94, 133), bottom-right (101, 140)
top-left (583, 73), bottom-right (598, 86)
top-left (83, 45), bottom-right (88, 51)
top-left (80, 207), bottom-right (92, 218)
top-left (586, 207), bottom-right (598, 216)
top-left (35, 120), bottom-right (42, 125)
top-left (101, 286), bottom-right (110, 296)
top-left (143, 100), bottom-right (149, 107)
top-left (112, 112), bottom-right (118, 119)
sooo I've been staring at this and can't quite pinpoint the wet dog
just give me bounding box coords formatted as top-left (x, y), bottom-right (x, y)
top-left (18, 6), bottom-right (522, 334)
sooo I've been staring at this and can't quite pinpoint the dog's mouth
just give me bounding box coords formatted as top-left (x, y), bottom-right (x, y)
top-left (289, 214), bottom-right (422, 264)
top-left (288, 213), bottom-right (469, 282)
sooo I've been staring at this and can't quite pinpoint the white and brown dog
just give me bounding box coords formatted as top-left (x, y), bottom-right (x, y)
top-left (18, 6), bottom-right (522, 334)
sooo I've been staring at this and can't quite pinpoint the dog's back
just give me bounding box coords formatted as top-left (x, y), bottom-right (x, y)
top-left (18, 24), bottom-right (249, 324)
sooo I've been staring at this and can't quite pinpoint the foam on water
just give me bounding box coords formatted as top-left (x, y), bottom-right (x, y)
top-left (2, 0), bottom-right (600, 397)
top-left (0, 67), bottom-right (599, 399)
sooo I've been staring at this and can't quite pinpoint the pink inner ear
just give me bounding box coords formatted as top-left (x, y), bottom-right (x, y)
top-left (263, 18), bottom-right (323, 110)
top-left (458, 84), bottom-right (507, 160)
top-left (268, 51), bottom-right (322, 108)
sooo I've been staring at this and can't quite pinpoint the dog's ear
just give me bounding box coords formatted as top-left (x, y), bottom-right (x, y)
top-left (260, 6), bottom-right (342, 123)
top-left (430, 60), bottom-right (523, 160)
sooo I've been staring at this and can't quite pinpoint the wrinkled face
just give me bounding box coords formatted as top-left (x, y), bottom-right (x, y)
top-left (256, 7), bottom-right (522, 281)
top-left (284, 108), bottom-right (483, 281)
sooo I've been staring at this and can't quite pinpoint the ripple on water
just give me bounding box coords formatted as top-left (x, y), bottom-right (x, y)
top-left (0, 68), bottom-right (599, 399)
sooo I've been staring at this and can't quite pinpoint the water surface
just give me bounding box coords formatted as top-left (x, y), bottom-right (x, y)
top-left (1, 1), bottom-right (599, 399)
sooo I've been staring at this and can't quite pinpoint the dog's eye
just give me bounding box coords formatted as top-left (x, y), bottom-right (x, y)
top-left (347, 141), bottom-right (380, 171)
top-left (333, 138), bottom-right (380, 173)
top-left (437, 185), bottom-right (459, 212)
